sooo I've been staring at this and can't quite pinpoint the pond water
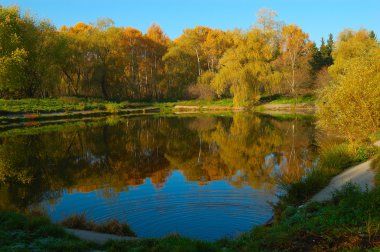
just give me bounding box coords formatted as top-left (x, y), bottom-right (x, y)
top-left (0, 113), bottom-right (320, 240)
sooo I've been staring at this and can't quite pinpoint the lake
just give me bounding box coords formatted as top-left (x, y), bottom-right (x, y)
top-left (0, 113), bottom-right (319, 240)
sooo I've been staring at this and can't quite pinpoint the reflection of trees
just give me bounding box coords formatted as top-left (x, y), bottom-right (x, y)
top-left (0, 114), bottom-right (320, 210)
top-left (205, 114), bottom-right (282, 189)
top-left (0, 119), bottom-right (172, 209)
top-left (270, 118), bottom-right (318, 185)
top-left (164, 114), bottom-right (318, 190)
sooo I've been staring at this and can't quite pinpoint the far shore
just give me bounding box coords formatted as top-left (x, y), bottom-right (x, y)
top-left (0, 96), bottom-right (316, 125)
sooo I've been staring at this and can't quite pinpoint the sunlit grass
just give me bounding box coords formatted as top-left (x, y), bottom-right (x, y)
top-left (0, 98), bottom-right (235, 115)
top-left (153, 98), bottom-right (234, 108)
top-left (0, 97), bottom-right (109, 113)
top-left (269, 95), bottom-right (316, 104)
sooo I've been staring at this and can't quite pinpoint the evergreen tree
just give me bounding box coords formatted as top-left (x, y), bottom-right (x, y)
top-left (369, 30), bottom-right (377, 41)
top-left (309, 42), bottom-right (323, 72)
top-left (325, 33), bottom-right (334, 65)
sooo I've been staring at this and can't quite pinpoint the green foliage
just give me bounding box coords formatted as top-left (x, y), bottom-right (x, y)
top-left (309, 34), bottom-right (334, 73)
top-left (0, 6), bottom-right (63, 98)
top-left (319, 143), bottom-right (357, 170)
top-left (104, 102), bottom-right (121, 113)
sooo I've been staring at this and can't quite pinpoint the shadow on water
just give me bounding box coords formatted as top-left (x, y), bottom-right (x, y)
top-left (0, 112), bottom-right (322, 240)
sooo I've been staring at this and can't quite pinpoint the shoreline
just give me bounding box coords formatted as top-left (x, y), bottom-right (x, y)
top-left (0, 100), bottom-right (315, 127)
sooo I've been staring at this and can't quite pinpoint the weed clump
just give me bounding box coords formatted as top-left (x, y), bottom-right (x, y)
top-left (61, 214), bottom-right (136, 237)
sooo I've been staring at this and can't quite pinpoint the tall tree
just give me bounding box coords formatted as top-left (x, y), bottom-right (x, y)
top-left (0, 6), bottom-right (63, 98)
top-left (212, 28), bottom-right (279, 106)
top-left (280, 24), bottom-right (313, 95)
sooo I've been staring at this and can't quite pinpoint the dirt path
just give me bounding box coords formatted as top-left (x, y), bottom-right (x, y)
top-left (65, 228), bottom-right (138, 245)
top-left (260, 103), bottom-right (316, 112)
top-left (311, 141), bottom-right (380, 202)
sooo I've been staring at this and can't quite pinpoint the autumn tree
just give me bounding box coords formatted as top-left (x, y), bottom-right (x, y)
top-left (59, 22), bottom-right (94, 96)
top-left (212, 28), bottom-right (280, 106)
top-left (279, 24), bottom-right (313, 95)
top-left (163, 26), bottom-right (212, 98)
top-left (318, 29), bottom-right (380, 142)
top-left (0, 6), bottom-right (63, 98)
top-left (145, 24), bottom-right (169, 99)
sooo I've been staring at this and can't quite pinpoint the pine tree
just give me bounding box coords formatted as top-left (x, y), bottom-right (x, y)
top-left (369, 30), bottom-right (377, 41)
top-left (324, 33), bottom-right (334, 66)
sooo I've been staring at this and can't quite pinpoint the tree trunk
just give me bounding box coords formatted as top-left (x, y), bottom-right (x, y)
top-left (195, 48), bottom-right (201, 76)
top-left (101, 69), bottom-right (109, 99)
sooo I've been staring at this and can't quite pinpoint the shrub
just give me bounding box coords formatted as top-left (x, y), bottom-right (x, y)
top-left (105, 103), bottom-right (120, 114)
top-left (318, 30), bottom-right (380, 143)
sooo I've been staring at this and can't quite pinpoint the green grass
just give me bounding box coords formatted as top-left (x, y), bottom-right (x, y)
top-left (0, 211), bottom-right (96, 251)
top-left (0, 98), bottom-right (235, 117)
top-left (228, 184), bottom-right (380, 251)
top-left (275, 143), bottom-right (378, 215)
top-left (153, 98), bottom-right (234, 109)
top-left (0, 97), bottom-right (131, 114)
top-left (106, 235), bottom-right (225, 252)
top-left (267, 95), bottom-right (316, 105)
top-left (0, 211), bottom-right (225, 252)
top-left (372, 153), bottom-right (380, 186)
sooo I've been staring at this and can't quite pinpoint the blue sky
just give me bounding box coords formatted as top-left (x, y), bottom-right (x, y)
top-left (2, 0), bottom-right (379, 43)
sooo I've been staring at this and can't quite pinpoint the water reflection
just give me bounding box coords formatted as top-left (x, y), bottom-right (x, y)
top-left (0, 113), bottom-right (318, 240)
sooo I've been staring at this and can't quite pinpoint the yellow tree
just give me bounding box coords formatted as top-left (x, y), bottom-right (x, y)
top-left (59, 22), bottom-right (94, 96)
top-left (145, 24), bottom-right (169, 99)
top-left (212, 28), bottom-right (278, 106)
top-left (318, 30), bottom-right (380, 142)
top-left (280, 24), bottom-right (313, 95)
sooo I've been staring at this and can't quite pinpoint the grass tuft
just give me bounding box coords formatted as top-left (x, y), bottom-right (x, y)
top-left (61, 214), bottom-right (136, 237)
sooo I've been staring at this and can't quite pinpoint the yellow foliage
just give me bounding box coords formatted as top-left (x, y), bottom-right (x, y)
top-left (318, 30), bottom-right (380, 142)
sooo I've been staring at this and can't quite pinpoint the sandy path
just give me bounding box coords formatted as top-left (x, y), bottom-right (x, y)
top-left (311, 141), bottom-right (380, 202)
top-left (65, 228), bottom-right (138, 245)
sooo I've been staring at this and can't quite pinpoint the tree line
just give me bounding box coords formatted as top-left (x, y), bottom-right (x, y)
top-left (0, 6), bottom-right (335, 103)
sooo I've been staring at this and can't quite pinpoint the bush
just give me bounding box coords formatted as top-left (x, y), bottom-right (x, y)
top-left (318, 30), bottom-right (380, 142)
top-left (105, 103), bottom-right (120, 113)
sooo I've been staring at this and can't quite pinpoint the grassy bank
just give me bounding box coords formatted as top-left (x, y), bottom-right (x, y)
top-left (0, 97), bottom-right (234, 114)
top-left (236, 142), bottom-right (380, 251)
top-left (258, 94), bottom-right (316, 105)
top-left (0, 211), bottom-right (96, 251)
top-left (275, 143), bottom-right (378, 212)
top-left (0, 97), bottom-right (133, 114)
top-left (61, 214), bottom-right (136, 237)
top-left (0, 211), bottom-right (223, 252)
top-left (228, 184), bottom-right (380, 251)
